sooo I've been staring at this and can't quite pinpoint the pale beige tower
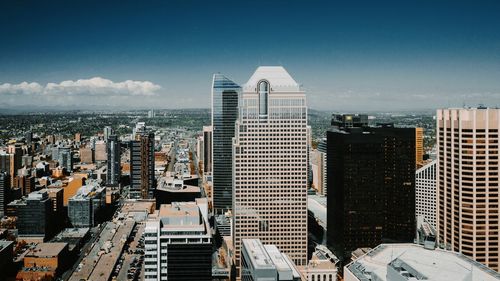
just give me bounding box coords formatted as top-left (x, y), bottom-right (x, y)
top-left (233, 67), bottom-right (309, 273)
top-left (437, 107), bottom-right (500, 271)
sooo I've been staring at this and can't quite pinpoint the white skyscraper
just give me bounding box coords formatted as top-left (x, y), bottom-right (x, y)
top-left (415, 160), bottom-right (437, 228)
top-left (233, 66), bottom-right (309, 271)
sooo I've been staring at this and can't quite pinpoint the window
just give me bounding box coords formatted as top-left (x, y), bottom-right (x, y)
top-left (258, 80), bottom-right (269, 117)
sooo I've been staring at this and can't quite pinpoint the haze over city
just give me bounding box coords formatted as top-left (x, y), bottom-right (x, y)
top-left (1, 0), bottom-right (500, 111)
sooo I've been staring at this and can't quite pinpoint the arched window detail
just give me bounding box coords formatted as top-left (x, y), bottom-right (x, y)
top-left (258, 80), bottom-right (269, 117)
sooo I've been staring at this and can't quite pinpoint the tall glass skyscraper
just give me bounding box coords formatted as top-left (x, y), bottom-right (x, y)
top-left (211, 74), bottom-right (240, 213)
top-left (233, 66), bottom-right (309, 271)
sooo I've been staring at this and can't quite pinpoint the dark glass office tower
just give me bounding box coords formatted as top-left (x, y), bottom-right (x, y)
top-left (0, 171), bottom-right (10, 217)
top-left (327, 114), bottom-right (416, 263)
top-left (211, 74), bottom-right (240, 213)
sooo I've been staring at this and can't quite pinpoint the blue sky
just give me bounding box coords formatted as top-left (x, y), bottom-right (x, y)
top-left (1, 0), bottom-right (499, 110)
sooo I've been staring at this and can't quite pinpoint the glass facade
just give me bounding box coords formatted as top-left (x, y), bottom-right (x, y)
top-left (212, 74), bottom-right (240, 212)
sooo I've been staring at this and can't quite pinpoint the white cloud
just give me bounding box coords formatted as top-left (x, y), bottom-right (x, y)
top-left (0, 77), bottom-right (162, 109)
top-left (0, 82), bottom-right (44, 95)
top-left (0, 77), bottom-right (160, 97)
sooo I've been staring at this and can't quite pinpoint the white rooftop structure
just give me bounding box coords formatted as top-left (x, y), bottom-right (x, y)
top-left (242, 239), bottom-right (275, 270)
top-left (243, 66), bottom-right (300, 92)
top-left (241, 239), bottom-right (302, 281)
top-left (345, 243), bottom-right (500, 281)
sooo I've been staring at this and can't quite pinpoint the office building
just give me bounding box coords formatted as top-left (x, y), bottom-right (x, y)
top-left (25, 131), bottom-right (33, 146)
top-left (8, 144), bottom-right (23, 186)
top-left (79, 146), bottom-right (94, 164)
top-left (327, 115), bottom-right (416, 263)
top-left (437, 108), bottom-right (500, 270)
top-left (46, 187), bottom-right (65, 231)
top-left (344, 243), bottom-right (500, 281)
top-left (144, 200), bottom-right (212, 281)
top-left (197, 134), bottom-right (204, 165)
top-left (58, 147), bottom-right (73, 173)
top-left (17, 174), bottom-right (35, 196)
top-left (203, 125), bottom-right (213, 175)
top-left (74, 133), bottom-right (81, 143)
top-left (0, 171), bottom-right (10, 217)
top-left (311, 148), bottom-right (327, 195)
top-left (415, 160), bottom-right (437, 228)
top-left (0, 240), bottom-right (14, 275)
top-left (94, 140), bottom-right (107, 161)
top-left (68, 180), bottom-right (106, 227)
top-left (212, 74), bottom-right (240, 213)
top-left (233, 67), bottom-right (309, 269)
top-left (0, 153), bottom-right (10, 173)
top-left (415, 127), bottom-right (424, 167)
top-left (103, 126), bottom-right (114, 141)
top-left (18, 242), bottom-right (70, 280)
top-left (130, 122), bottom-right (155, 199)
top-left (106, 135), bottom-right (121, 186)
top-left (8, 190), bottom-right (53, 240)
top-left (154, 177), bottom-right (201, 207)
top-left (241, 239), bottom-right (302, 281)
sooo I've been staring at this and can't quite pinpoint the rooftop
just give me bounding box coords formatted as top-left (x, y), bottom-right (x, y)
top-left (346, 243), bottom-right (500, 281)
top-left (158, 202), bottom-right (199, 219)
top-left (27, 242), bottom-right (68, 258)
top-left (55, 228), bottom-right (90, 239)
top-left (243, 66), bottom-right (300, 93)
top-left (242, 239), bottom-right (275, 270)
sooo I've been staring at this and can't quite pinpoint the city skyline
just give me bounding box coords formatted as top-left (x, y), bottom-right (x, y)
top-left (1, 1), bottom-right (500, 111)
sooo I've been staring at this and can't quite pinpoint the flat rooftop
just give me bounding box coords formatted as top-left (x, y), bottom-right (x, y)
top-left (159, 202), bottom-right (199, 219)
top-left (27, 242), bottom-right (67, 258)
top-left (242, 239), bottom-right (275, 270)
top-left (121, 200), bottom-right (155, 214)
top-left (347, 243), bottom-right (500, 281)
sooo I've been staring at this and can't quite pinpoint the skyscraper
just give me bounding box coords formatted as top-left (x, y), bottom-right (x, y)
top-left (58, 147), bottom-right (72, 173)
top-left (211, 74), bottom-right (240, 213)
top-left (130, 123), bottom-right (155, 199)
top-left (103, 126), bottom-right (114, 142)
top-left (415, 127), bottom-right (424, 168)
top-left (233, 66), bottom-right (309, 269)
top-left (437, 107), bottom-right (500, 271)
top-left (106, 135), bottom-right (121, 186)
top-left (415, 160), bottom-right (437, 228)
top-left (0, 171), bottom-right (11, 217)
top-left (327, 115), bottom-right (416, 263)
top-left (202, 125), bottom-right (212, 175)
top-left (8, 144), bottom-right (23, 187)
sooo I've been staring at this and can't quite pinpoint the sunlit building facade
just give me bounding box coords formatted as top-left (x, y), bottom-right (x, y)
top-left (233, 66), bottom-right (309, 271)
top-left (437, 108), bottom-right (500, 271)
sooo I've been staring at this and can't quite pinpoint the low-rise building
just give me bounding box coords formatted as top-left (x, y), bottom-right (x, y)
top-left (302, 245), bottom-right (338, 281)
top-left (17, 242), bottom-right (69, 280)
top-left (344, 243), bottom-right (500, 281)
top-left (241, 238), bottom-right (302, 281)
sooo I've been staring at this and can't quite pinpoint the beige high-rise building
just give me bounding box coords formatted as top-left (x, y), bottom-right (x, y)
top-left (437, 107), bottom-right (500, 271)
top-left (233, 66), bottom-right (308, 272)
top-left (416, 127), bottom-right (424, 168)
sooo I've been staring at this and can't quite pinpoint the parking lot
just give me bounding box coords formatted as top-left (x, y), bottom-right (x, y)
top-left (113, 222), bottom-right (146, 281)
